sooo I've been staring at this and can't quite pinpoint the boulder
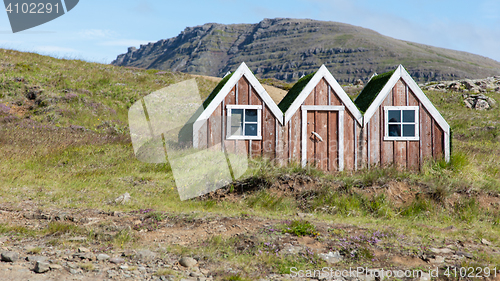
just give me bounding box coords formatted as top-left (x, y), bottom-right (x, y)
top-left (179, 257), bottom-right (197, 268)
top-left (1, 251), bottom-right (18, 262)
top-left (34, 261), bottom-right (50, 273)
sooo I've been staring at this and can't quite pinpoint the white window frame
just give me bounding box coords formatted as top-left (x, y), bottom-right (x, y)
top-left (384, 106), bottom-right (419, 141)
top-left (226, 105), bottom-right (262, 140)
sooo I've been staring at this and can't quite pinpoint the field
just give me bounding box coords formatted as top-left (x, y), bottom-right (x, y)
top-left (0, 49), bottom-right (500, 280)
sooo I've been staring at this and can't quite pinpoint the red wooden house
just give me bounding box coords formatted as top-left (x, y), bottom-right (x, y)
top-left (277, 65), bottom-right (363, 171)
top-left (189, 63), bottom-right (450, 172)
top-left (192, 62), bottom-right (284, 158)
top-left (354, 65), bottom-right (450, 170)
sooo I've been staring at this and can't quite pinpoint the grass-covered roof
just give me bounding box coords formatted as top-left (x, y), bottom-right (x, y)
top-left (278, 72), bottom-right (316, 113)
top-left (354, 70), bottom-right (395, 113)
top-left (202, 72), bottom-right (234, 109)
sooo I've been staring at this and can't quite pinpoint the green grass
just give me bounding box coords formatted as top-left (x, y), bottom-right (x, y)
top-left (1, 49), bottom-right (500, 274)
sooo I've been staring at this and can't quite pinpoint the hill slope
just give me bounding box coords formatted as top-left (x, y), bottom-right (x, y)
top-left (112, 18), bottom-right (500, 83)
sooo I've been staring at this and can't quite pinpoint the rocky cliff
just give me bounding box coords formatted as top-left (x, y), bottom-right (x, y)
top-left (112, 18), bottom-right (500, 83)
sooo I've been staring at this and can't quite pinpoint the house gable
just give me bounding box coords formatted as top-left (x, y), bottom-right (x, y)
top-left (195, 62), bottom-right (283, 125)
top-left (357, 65), bottom-right (450, 162)
top-left (279, 64), bottom-right (363, 124)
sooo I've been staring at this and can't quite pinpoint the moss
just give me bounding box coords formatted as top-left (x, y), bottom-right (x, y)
top-left (202, 72), bottom-right (233, 109)
top-left (354, 70), bottom-right (395, 113)
top-left (278, 72), bottom-right (315, 113)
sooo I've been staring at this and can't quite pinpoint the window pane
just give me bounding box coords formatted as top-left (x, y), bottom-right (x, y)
top-left (388, 110), bottom-right (401, 122)
top-left (403, 110), bottom-right (415, 123)
top-left (388, 124), bottom-right (401, 137)
top-left (231, 109), bottom-right (243, 135)
top-left (245, 123), bottom-right (258, 136)
top-left (245, 109), bottom-right (258, 122)
top-left (403, 124), bottom-right (415, 137)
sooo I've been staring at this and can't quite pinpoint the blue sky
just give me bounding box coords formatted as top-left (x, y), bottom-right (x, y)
top-left (1, 0), bottom-right (499, 64)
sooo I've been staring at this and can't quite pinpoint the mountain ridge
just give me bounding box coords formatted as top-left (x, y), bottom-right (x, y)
top-left (112, 18), bottom-right (500, 83)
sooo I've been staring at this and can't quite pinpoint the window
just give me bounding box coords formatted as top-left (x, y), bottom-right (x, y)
top-left (384, 106), bottom-right (419, 141)
top-left (226, 105), bottom-right (262, 140)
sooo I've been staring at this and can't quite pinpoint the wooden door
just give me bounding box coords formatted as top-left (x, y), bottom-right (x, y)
top-left (301, 106), bottom-right (344, 171)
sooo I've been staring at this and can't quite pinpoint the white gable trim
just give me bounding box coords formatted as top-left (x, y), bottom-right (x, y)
top-left (193, 62), bottom-right (284, 141)
top-left (283, 65), bottom-right (362, 125)
top-left (363, 65), bottom-right (451, 162)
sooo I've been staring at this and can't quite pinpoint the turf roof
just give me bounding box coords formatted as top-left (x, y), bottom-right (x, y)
top-left (202, 72), bottom-right (234, 109)
top-left (354, 70), bottom-right (395, 113)
top-left (278, 72), bottom-right (316, 113)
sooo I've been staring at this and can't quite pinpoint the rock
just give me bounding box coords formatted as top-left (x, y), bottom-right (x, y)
top-left (34, 261), bottom-right (50, 273)
top-left (49, 264), bottom-right (63, 270)
top-left (179, 257), bottom-right (197, 268)
top-left (1, 251), bottom-right (18, 262)
top-left (96, 253), bottom-right (110, 261)
top-left (120, 265), bottom-right (129, 270)
top-left (26, 256), bottom-right (48, 263)
top-left (110, 257), bottom-right (125, 264)
top-left (78, 247), bottom-right (90, 253)
top-left (354, 79), bottom-right (364, 86)
top-left (456, 251), bottom-right (473, 258)
top-left (428, 255), bottom-right (445, 263)
top-left (481, 238), bottom-right (492, 245)
top-left (136, 250), bottom-right (156, 261)
top-left (475, 99), bottom-right (490, 110)
top-left (318, 251), bottom-right (343, 264)
top-left (190, 272), bottom-right (203, 277)
top-left (464, 98), bottom-right (474, 109)
top-left (488, 97), bottom-right (497, 108)
top-left (429, 247), bottom-right (453, 254)
top-left (115, 192), bottom-right (131, 204)
top-left (282, 244), bottom-right (302, 254)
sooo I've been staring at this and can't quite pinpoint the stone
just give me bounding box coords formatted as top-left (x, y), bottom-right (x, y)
top-left (115, 193), bottom-right (131, 204)
top-left (96, 253), bottom-right (110, 261)
top-left (190, 272), bottom-right (203, 277)
top-left (26, 256), bottom-right (48, 263)
top-left (429, 247), bottom-right (453, 254)
top-left (429, 255), bottom-right (445, 263)
top-left (464, 98), bottom-right (474, 109)
top-left (487, 97), bottom-right (497, 107)
top-left (481, 238), bottom-right (492, 245)
top-left (49, 264), bottom-right (63, 270)
top-left (475, 99), bottom-right (490, 110)
top-left (1, 251), bottom-right (18, 262)
top-left (179, 257), bottom-right (197, 268)
top-left (136, 249), bottom-right (156, 261)
top-left (120, 265), bottom-right (129, 270)
top-left (78, 247), bottom-right (89, 253)
top-left (34, 261), bottom-right (50, 273)
top-left (110, 257), bottom-right (125, 264)
top-left (318, 251), bottom-right (343, 264)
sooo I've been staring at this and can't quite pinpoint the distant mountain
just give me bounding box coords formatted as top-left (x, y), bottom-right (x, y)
top-left (112, 18), bottom-right (500, 83)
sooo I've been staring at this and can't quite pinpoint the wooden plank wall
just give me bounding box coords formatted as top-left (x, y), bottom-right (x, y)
top-left (196, 76), bottom-right (283, 161)
top-left (283, 78), bottom-right (359, 171)
top-left (195, 76), bottom-right (447, 172)
top-left (365, 78), bottom-right (445, 170)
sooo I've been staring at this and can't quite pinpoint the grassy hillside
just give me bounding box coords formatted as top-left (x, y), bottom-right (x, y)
top-left (1, 49), bottom-right (500, 277)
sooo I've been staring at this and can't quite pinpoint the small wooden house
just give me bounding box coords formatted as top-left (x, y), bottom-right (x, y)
top-left (187, 63), bottom-right (450, 172)
top-left (277, 65), bottom-right (363, 171)
top-left (354, 65), bottom-right (450, 170)
top-left (191, 62), bottom-right (284, 158)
